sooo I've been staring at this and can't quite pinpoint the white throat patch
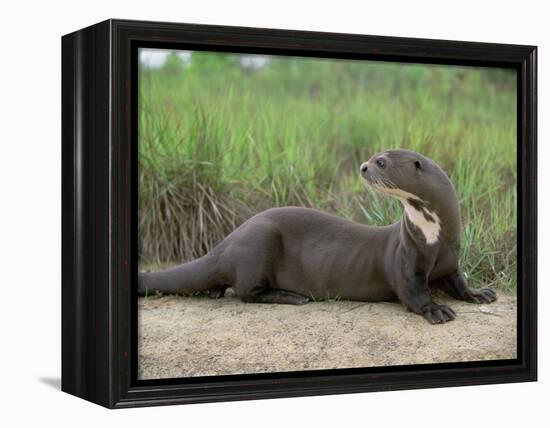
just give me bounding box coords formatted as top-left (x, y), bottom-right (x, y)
top-left (402, 200), bottom-right (441, 244)
top-left (373, 186), bottom-right (441, 245)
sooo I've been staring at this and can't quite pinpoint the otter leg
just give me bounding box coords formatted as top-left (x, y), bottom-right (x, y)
top-left (230, 236), bottom-right (307, 304)
top-left (242, 288), bottom-right (309, 305)
top-left (232, 266), bottom-right (308, 304)
top-left (396, 273), bottom-right (456, 324)
top-left (437, 271), bottom-right (497, 304)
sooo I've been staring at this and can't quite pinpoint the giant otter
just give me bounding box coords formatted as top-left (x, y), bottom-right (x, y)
top-left (139, 149), bottom-right (496, 324)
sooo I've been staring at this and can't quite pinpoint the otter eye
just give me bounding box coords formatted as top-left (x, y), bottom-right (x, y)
top-left (376, 158), bottom-right (386, 169)
top-left (414, 160), bottom-right (421, 170)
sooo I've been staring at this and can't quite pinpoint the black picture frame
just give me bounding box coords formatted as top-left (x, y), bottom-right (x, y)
top-left (61, 19), bottom-right (537, 408)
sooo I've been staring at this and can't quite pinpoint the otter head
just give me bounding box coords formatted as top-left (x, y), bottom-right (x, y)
top-left (360, 149), bottom-right (460, 245)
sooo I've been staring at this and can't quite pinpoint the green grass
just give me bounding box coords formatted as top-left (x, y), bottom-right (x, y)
top-left (138, 52), bottom-right (517, 292)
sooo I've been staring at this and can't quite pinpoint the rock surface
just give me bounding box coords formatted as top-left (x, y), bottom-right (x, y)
top-left (138, 293), bottom-right (516, 379)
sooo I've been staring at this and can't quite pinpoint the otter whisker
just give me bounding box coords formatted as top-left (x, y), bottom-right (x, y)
top-left (384, 178), bottom-right (397, 189)
top-left (379, 177), bottom-right (391, 188)
top-left (377, 175), bottom-right (387, 188)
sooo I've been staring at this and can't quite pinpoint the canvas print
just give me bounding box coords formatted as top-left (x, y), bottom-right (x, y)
top-left (137, 48), bottom-right (517, 380)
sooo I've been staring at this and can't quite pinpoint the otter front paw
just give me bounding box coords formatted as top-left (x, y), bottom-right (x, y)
top-left (465, 287), bottom-right (497, 304)
top-left (421, 303), bottom-right (456, 324)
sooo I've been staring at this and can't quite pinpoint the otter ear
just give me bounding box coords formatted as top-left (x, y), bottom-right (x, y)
top-left (414, 160), bottom-right (422, 170)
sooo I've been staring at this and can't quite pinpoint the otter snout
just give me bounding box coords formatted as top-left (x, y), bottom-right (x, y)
top-left (360, 155), bottom-right (389, 178)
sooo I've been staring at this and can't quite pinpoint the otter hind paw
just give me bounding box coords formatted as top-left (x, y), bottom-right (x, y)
top-left (467, 287), bottom-right (497, 304)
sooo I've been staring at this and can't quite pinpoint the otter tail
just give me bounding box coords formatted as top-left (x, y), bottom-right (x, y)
top-left (138, 255), bottom-right (220, 297)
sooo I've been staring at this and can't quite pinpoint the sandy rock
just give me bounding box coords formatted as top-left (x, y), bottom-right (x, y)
top-left (138, 293), bottom-right (516, 379)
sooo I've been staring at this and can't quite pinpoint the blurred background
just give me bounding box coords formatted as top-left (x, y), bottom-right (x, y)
top-left (138, 48), bottom-right (517, 292)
